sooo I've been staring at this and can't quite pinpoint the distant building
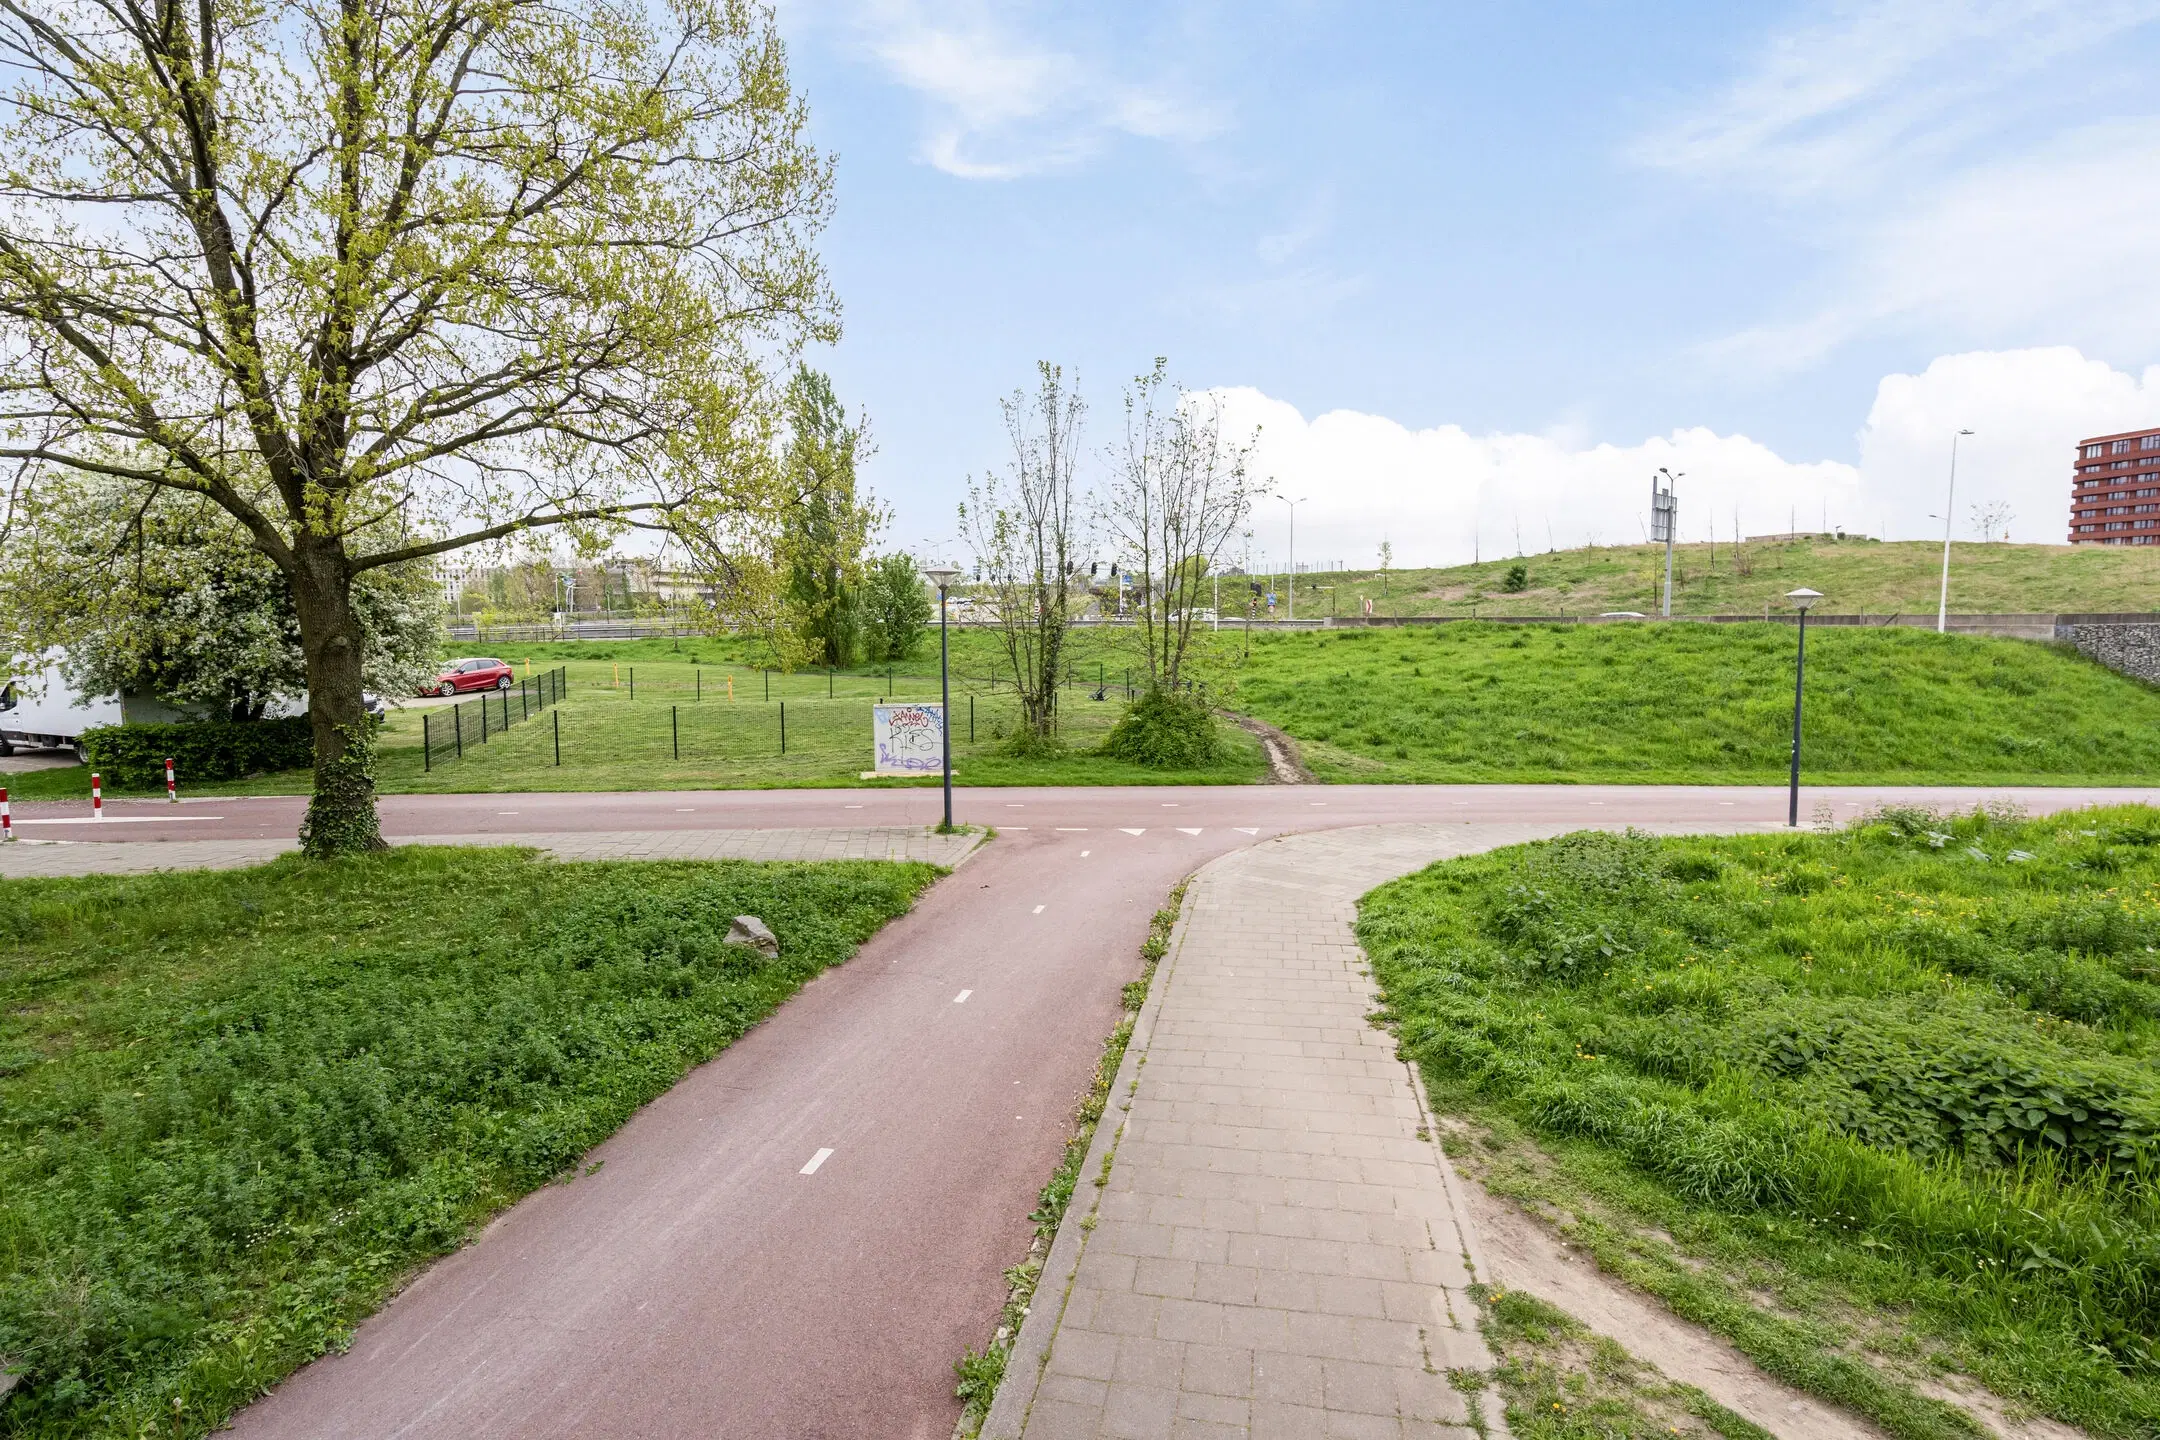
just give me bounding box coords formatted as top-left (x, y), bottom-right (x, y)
top-left (2069, 427), bottom-right (2160, 545)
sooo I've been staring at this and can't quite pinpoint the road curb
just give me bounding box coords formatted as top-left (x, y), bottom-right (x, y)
top-left (978, 854), bottom-right (1211, 1439)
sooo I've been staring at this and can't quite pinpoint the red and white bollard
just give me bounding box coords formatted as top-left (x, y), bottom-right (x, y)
top-left (91, 771), bottom-right (103, 820)
top-left (166, 756), bottom-right (177, 803)
top-left (1, 786), bottom-right (12, 842)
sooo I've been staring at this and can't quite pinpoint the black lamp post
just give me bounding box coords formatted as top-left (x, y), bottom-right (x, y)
top-left (922, 563), bottom-right (963, 832)
top-left (1786, 587), bottom-right (1822, 828)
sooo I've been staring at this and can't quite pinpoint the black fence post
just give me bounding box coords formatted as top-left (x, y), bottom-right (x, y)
top-left (764, 669), bottom-right (769, 701)
top-left (629, 666), bottom-right (634, 700)
top-left (969, 693), bottom-right (975, 743)
top-left (454, 703), bottom-right (462, 758)
top-left (423, 711), bottom-right (431, 772)
top-left (553, 707), bottom-right (561, 766)
top-left (479, 695), bottom-right (488, 742)
top-left (696, 668), bottom-right (701, 702)
top-left (780, 700), bottom-right (787, 754)
top-left (827, 667), bottom-right (833, 698)
top-left (672, 704), bottom-right (679, 759)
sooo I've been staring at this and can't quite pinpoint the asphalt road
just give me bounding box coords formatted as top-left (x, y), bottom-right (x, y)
top-left (70, 781), bottom-right (2153, 1439)
top-left (12, 780), bottom-right (2158, 843)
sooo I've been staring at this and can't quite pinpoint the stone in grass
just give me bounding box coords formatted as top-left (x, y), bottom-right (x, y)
top-left (724, 915), bottom-right (779, 958)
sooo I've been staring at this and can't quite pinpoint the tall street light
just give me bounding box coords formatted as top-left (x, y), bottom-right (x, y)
top-left (922, 563), bottom-right (963, 832)
top-left (1786, 587), bottom-right (1822, 828)
top-left (1937, 429), bottom-right (1974, 633)
top-left (1275, 494), bottom-right (1306, 621)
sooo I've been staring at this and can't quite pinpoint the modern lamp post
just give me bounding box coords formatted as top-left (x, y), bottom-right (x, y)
top-left (1937, 429), bottom-right (1974, 633)
top-left (922, 563), bottom-right (963, 832)
top-left (1786, 587), bottom-right (1823, 828)
top-left (1275, 494), bottom-right (1306, 621)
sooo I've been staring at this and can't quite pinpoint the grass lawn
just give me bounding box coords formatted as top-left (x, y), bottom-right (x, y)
top-left (1260, 537), bottom-right (2160, 619)
top-left (19, 616), bottom-right (2160, 799)
top-left (1358, 805), bottom-right (2160, 1440)
top-left (0, 847), bottom-right (938, 1437)
top-left (1234, 621), bottom-right (2160, 785)
top-left (11, 631), bottom-right (1265, 799)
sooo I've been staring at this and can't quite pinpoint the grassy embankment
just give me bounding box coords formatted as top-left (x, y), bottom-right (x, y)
top-left (1359, 806), bottom-right (2160, 1440)
top-left (1263, 536), bottom-right (2160, 619)
top-left (1236, 622), bottom-right (2160, 785)
top-left (19, 606), bottom-right (2160, 799)
top-left (0, 849), bottom-right (937, 1437)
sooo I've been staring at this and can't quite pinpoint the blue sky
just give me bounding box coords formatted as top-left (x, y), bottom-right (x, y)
top-left (777, 1), bottom-right (2160, 566)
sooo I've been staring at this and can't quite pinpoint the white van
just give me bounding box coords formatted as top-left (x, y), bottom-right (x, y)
top-left (0, 664), bottom-right (121, 762)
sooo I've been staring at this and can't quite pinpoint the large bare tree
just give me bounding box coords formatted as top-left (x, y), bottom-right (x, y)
top-left (0, 0), bottom-right (833, 852)
top-left (1104, 360), bottom-right (1257, 697)
top-left (958, 362), bottom-right (1085, 748)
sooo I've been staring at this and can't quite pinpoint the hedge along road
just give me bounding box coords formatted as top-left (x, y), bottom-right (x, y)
top-left (40, 783), bottom-right (2160, 1440)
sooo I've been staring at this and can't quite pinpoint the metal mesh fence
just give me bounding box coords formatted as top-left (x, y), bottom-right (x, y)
top-left (420, 666), bottom-right (566, 770)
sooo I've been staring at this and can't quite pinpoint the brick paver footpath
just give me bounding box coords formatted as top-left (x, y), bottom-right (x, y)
top-left (987, 823), bottom-right (1580, 1440)
top-left (0, 826), bottom-right (980, 878)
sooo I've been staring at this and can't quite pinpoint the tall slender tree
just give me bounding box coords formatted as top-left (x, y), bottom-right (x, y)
top-left (0, 0), bottom-right (834, 852)
top-left (1103, 360), bottom-right (1258, 697)
top-left (779, 367), bottom-right (878, 667)
top-left (959, 363), bottom-right (1085, 747)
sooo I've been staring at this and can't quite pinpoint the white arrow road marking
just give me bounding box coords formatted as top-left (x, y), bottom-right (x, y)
top-left (1120, 828), bottom-right (1145, 835)
top-left (800, 1148), bottom-right (833, 1175)
top-left (954, 990), bottom-right (972, 1003)
top-left (1177, 827), bottom-right (1202, 836)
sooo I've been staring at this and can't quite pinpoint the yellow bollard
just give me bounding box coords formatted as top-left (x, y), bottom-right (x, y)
top-left (613, 663), bottom-right (619, 688)
top-left (727, 675), bottom-right (735, 702)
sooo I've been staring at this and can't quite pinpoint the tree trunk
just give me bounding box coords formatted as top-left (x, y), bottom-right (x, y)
top-left (289, 537), bottom-right (386, 856)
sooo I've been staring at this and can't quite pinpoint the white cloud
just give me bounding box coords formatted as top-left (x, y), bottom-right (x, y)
top-left (1857, 347), bottom-right (2160, 545)
top-left (1208, 389), bottom-right (1860, 573)
top-left (844, 1), bottom-right (1221, 179)
top-left (1206, 347), bottom-right (2160, 571)
top-left (1637, 0), bottom-right (2160, 371)
top-left (1710, 119), bottom-right (2160, 370)
top-left (1636, 0), bottom-right (2158, 198)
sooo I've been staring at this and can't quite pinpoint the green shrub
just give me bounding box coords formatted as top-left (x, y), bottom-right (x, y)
top-left (1360, 806), bottom-right (2160, 1435)
top-left (80, 716), bottom-right (315, 787)
top-left (1100, 688), bottom-right (1223, 768)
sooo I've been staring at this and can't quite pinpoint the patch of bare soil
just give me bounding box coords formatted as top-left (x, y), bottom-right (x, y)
top-left (1417, 1111), bottom-right (2092, 1440)
top-left (1221, 710), bottom-right (1314, 783)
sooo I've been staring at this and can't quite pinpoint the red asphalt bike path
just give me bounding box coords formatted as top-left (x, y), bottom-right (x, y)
top-left (30, 783), bottom-right (2158, 1438)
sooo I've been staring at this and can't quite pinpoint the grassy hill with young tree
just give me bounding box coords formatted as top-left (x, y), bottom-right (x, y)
top-left (1262, 537), bottom-right (2160, 620)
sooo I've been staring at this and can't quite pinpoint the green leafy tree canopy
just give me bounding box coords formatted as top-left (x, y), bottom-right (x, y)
top-left (0, 0), bottom-right (834, 852)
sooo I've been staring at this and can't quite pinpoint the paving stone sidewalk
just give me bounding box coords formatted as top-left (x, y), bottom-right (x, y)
top-left (986, 822), bottom-right (1593, 1440)
top-left (0, 826), bottom-right (980, 878)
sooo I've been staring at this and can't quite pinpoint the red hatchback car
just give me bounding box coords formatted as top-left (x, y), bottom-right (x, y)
top-left (428, 657), bottom-right (515, 696)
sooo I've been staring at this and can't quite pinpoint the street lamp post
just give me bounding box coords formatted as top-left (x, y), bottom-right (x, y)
top-left (1652, 468), bottom-right (1682, 618)
top-left (1786, 587), bottom-right (1822, 828)
top-left (1938, 430), bottom-right (1974, 633)
top-left (922, 563), bottom-right (963, 832)
top-left (1276, 495), bottom-right (1306, 621)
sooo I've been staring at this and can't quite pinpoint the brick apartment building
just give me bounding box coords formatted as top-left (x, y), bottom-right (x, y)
top-left (2070, 426), bottom-right (2160, 544)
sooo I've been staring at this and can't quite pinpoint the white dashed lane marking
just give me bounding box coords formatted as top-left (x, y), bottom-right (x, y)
top-left (1234, 827), bottom-right (1259, 835)
top-left (954, 990), bottom-right (972, 1004)
top-left (1120, 828), bottom-right (1145, 836)
top-left (800, 1148), bottom-right (833, 1175)
top-left (1032, 905), bottom-right (1045, 914)
top-left (1177, 828), bottom-right (1202, 836)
